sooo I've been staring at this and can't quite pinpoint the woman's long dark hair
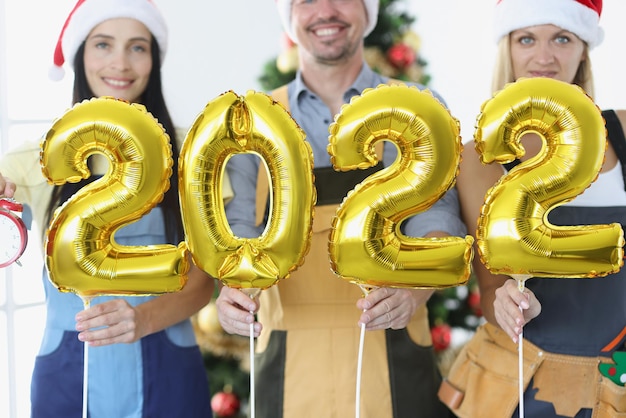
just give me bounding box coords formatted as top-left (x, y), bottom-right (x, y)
top-left (46, 38), bottom-right (184, 244)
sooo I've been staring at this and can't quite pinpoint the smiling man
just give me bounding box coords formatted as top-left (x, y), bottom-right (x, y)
top-left (215, 1), bottom-right (465, 417)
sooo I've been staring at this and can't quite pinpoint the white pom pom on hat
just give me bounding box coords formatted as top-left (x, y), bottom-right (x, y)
top-left (276, 0), bottom-right (379, 44)
top-left (49, 0), bottom-right (168, 81)
top-left (493, 0), bottom-right (604, 49)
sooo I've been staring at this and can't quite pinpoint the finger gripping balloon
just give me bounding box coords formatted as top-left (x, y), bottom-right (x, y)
top-left (179, 90), bottom-right (315, 290)
top-left (41, 97), bottom-right (189, 297)
top-left (327, 83), bottom-right (473, 289)
top-left (475, 77), bottom-right (624, 277)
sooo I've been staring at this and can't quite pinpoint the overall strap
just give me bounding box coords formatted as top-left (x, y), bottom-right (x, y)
top-left (602, 109), bottom-right (626, 191)
top-left (502, 110), bottom-right (626, 188)
top-left (271, 85), bottom-right (289, 111)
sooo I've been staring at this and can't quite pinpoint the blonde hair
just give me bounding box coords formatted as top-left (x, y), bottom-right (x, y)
top-left (491, 35), bottom-right (595, 98)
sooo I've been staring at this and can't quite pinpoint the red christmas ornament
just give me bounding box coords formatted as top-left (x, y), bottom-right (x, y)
top-left (386, 43), bottom-right (416, 70)
top-left (211, 389), bottom-right (241, 418)
top-left (431, 323), bottom-right (452, 352)
top-left (467, 290), bottom-right (482, 317)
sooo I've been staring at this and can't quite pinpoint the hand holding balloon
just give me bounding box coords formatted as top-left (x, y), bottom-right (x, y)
top-left (215, 285), bottom-right (262, 337)
top-left (357, 286), bottom-right (434, 330)
top-left (492, 278), bottom-right (541, 342)
top-left (75, 299), bottom-right (146, 346)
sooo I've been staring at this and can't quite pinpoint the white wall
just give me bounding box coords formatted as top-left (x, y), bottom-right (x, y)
top-left (158, 1), bottom-right (284, 129)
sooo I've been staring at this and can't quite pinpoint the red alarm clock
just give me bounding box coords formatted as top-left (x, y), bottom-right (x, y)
top-left (0, 198), bottom-right (28, 268)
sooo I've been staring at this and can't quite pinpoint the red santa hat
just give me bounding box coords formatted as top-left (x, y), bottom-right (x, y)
top-left (493, 0), bottom-right (604, 48)
top-left (49, 0), bottom-right (168, 81)
top-left (276, 0), bottom-right (379, 43)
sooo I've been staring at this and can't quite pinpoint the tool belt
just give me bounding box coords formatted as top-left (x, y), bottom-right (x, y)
top-left (438, 322), bottom-right (626, 418)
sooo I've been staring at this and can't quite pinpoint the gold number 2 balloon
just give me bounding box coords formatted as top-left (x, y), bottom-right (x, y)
top-left (41, 97), bottom-right (189, 298)
top-left (327, 84), bottom-right (473, 289)
top-left (475, 77), bottom-right (624, 277)
top-left (179, 90), bottom-right (315, 290)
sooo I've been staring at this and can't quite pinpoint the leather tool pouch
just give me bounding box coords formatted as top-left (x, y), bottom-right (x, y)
top-left (438, 323), bottom-right (544, 418)
top-left (594, 372), bottom-right (626, 417)
top-left (439, 323), bottom-right (626, 417)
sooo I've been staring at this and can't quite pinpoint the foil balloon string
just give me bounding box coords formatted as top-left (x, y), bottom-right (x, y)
top-left (327, 83), bottom-right (474, 418)
top-left (512, 274), bottom-right (531, 418)
top-left (179, 90), bottom-right (315, 418)
top-left (474, 77), bottom-right (625, 417)
top-left (81, 296), bottom-right (92, 418)
top-left (242, 288), bottom-right (261, 418)
top-left (355, 284), bottom-right (377, 418)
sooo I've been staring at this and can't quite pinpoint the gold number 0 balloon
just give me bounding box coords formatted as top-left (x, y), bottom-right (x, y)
top-left (327, 84), bottom-right (473, 288)
top-left (41, 97), bottom-right (189, 298)
top-left (179, 90), bottom-right (315, 290)
top-left (475, 77), bottom-right (624, 277)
